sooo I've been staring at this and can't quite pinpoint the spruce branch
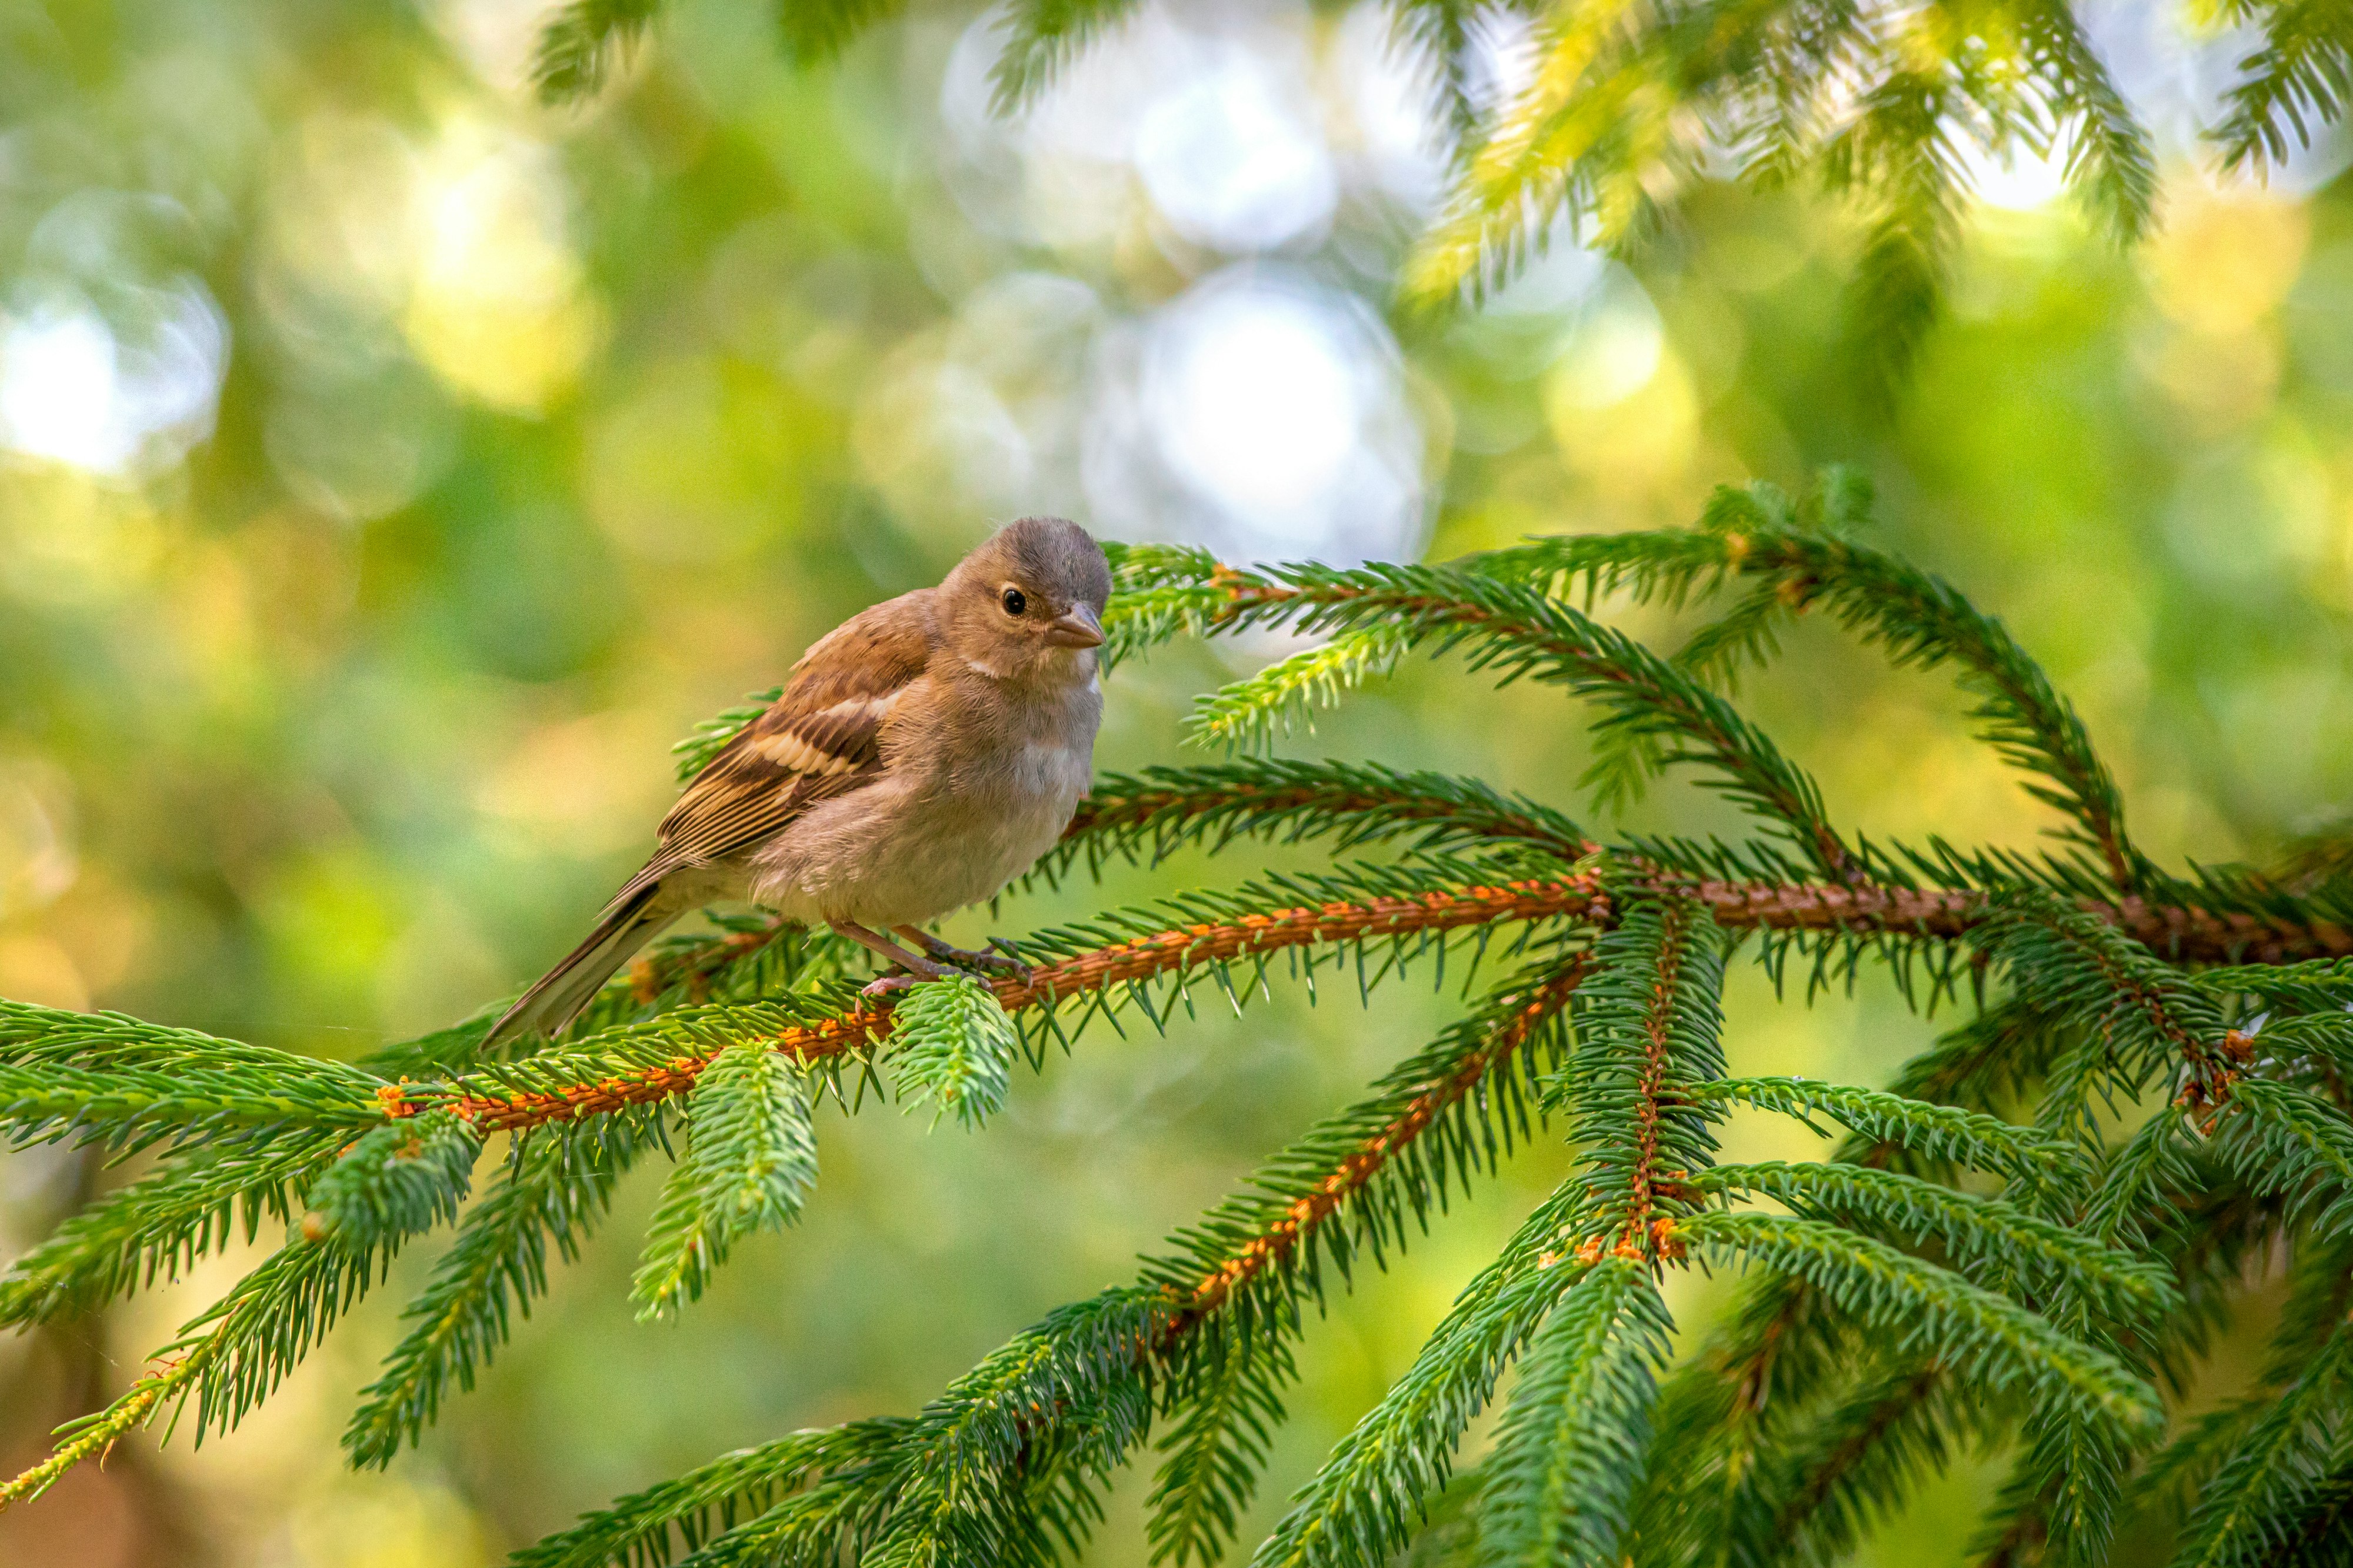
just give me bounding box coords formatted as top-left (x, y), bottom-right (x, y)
top-left (2209, 1077), bottom-right (2353, 1240)
top-left (2015, 0), bottom-right (2157, 242)
top-left (632, 1043), bottom-right (820, 1321)
top-left (686, 1044), bottom-right (820, 1232)
top-left (1584, 582), bottom-right (1794, 816)
top-left (0, 1130), bottom-right (349, 1328)
top-left (24, 499), bottom-right (2353, 1562)
top-left (516, 0), bottom-right (2353, 386)
top-left (299, 1110), bottom-right (482, 1249)
top-left (2138, 1236), bottom-right (2353, 1534)
top-left (1629, 1003), bottom-right (2091, 1565)
top-left (1556, 890), bottom-right (1728, 1255)
top-left (1866, 997), bottom-right (2077, 1135)
top-left (1388, 0), bottom-right (1490, 149)
top-left (403, 869), bottom-right (1611, 1136)
top-left (887, 974), bottom-right (1020, 1131)
top-left (1052, 760), bottom-right (1595, 878)
top-left (4, 1236), bottom-right (382, 1508)
top-left (0, 1358), bottom-right (179, 1510)
top-left (538, 961), bottom-right (1588, 1568)
top-left (345, 1115), bottom-right (652, 1467)
top-left (1156, 559), bottom-right (1860, 880)
top-left (1695, 1161), bottom-right (2175, 1324)
top-left (1978, 892), bottom-right (2239, 1137)
top-left (1145, 959), bottom-right (1586, 1568)
top-left (1721, 1362), bottom-right (1990, 1568)
top-left (987, 0), bottom-right (1143, 111)
top-left (1250, 1188), bottom-right (1594, 1568)
top-left (2170, 1313), bottom-right (2353, 1567)
top-left (2212, 0), bottom-right (2353, 172)
top-left (1187, 626), bottom-right (1414, 753)
top-left (1159, 959), bottom-right (1587, 1325)
top-left (848, 1287), bottom-right (1166, 1567)
top-left (0, 997), bottom-right (386, 1152)
top-left (532, 0), bottom-right (659, 102)
top-left (1472, 1255), bottom-right (1672, 1568)
top-left (1628, 1270), bottom-right (1861, 1568)
top-left (514, 1420), bottom-right (911, 1568)
top-left (1484, 491), bottom-right (2154, 892)
top-left (1399, 0), bottom-right (1679, 306)
top-left (0, 1057), bottom-right (382, 1152)
top-left (376, 870), bottom-right (2348, 1145)
top-left (2079, 1103), bottom-right (2200, 1246)
top-left (1826, 63), bottom-right (1966, 395)
top-left (1674, 1210), bottom-right (2162, 1434)
top-left (1694, 1075), bottom-right (2081, 1196)
top-left (1739, 524), bottom-right (2152, 894)
top-left (1148, 1330), bottom-right (1297, 1568)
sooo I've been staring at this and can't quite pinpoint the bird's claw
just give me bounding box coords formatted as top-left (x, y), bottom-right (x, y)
top-left (864, 935), bottom-right (1029, 998)
top-left (959, 946), bottom-right (1032, 980)
top-left (915, 939), bottom-right (1031, 981)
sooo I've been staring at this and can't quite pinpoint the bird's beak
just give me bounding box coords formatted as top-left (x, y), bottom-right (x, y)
top-left (1044, 603), bottom-right (1105, 649)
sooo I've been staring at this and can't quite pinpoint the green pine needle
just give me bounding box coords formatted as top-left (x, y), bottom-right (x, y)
top-left (1472, 1256), bottom-right (1671, 1568)
top-left (889, 974), bottom-right (1020, 1132)
top-left (299, 1110), bottom-right (483, 1249)
top-left (633, 1044), bottom-right (821, 1320)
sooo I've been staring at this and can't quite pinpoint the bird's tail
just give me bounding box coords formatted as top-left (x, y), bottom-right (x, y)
top-left (483, 880), bottom-right (678, 1052)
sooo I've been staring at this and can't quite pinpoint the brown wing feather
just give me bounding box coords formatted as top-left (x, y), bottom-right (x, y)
top-left (610, 590), bottom-right (935, 906)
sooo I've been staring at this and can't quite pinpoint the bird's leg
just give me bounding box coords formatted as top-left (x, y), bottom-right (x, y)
top-left (830, 921), bottom-right (954, 998)
top-left (892, 925), bottom-right (1031, 979)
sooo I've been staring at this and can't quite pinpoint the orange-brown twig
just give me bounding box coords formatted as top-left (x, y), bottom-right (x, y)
top-left (1615, 901), bottom-right (1695, 1262)
top-left (405, 868), bottom-right (2353, 1136)
top-left (432, 878), bottom-right (1609, 1134)
top-left (1174, 960), bottom-right (1589, 1328)
top-left (954, 957), bottom-right (1589, 1482)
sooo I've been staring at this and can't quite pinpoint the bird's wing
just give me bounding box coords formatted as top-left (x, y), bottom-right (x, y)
top-left (612, 592), bottom-right (934, 907)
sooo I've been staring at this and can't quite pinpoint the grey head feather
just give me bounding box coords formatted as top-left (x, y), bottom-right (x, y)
top-left (988, 516), bottom-right (1111, 613)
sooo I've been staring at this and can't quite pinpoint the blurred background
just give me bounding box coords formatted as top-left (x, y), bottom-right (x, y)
top-left (2, 0), bottom-right (2351, 1563)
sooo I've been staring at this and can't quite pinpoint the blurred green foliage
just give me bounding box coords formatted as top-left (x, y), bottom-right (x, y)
top-left (1, 1), bottom-right (2351, 1564)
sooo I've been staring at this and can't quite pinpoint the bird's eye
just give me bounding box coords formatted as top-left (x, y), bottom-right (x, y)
top-left (1001, 587), bottom-right (1027, 617)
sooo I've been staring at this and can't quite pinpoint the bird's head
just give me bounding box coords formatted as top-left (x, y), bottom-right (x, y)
top-left (941, 516), bottom-right (1112, 683)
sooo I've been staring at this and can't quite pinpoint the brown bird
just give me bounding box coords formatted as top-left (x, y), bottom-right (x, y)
top-left (484, 516), bottom-right (1111, 1047)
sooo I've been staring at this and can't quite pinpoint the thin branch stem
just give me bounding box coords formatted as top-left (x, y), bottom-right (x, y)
top-left (1616, 898), bottom-right (1696, 1257)
top-left (1173, 960), bottom-right (1589, 1326)
top-left (0, 1365), bottom-right (175, 1510)
top-left (1202, 570), bottom-right (1862, 882)
top-left (414, 878), bottom-right (1612, 1134)
top-left (1771, 1364), bottom-right (1945, 1544)
top-left (393, 874), bottom-right (2352, 1138)
top-left (1062, 766), bottom-right (1595, 864)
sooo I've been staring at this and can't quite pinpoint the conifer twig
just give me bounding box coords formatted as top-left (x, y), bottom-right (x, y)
top-left (383, 873), bottom-right (2353, 1140)
top-left (0, 1362), bottom-right (176, 1509)
top-left (1172, 960), bottom-right (1588, 1325)
top-left (401, 876), bottom-right (1613, 1135)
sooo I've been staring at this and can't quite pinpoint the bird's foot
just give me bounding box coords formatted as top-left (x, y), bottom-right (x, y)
top-left (944, 943), bottom-right (1031, 980)
top-left (858, 953), bottom-right (959, 1000)
top-left (892, 928), bottom-right (1034, 982)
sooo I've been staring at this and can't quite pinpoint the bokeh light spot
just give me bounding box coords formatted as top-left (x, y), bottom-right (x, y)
top-left (1135, 51), bottom-right (1337, 253)
top-left (1135, 270), bottom-right (1425, 563)
top-left (1548, 279), bottom-right (1665, 409)
top-left (0, 282), bottom-right (226, 478)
